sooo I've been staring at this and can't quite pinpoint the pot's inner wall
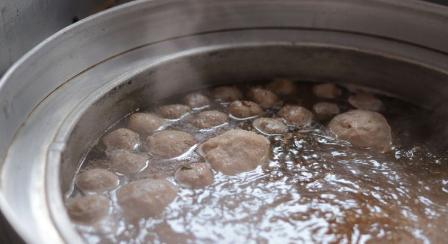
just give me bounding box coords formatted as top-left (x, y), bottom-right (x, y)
top-left (60, 45), bottom-right (448, 193)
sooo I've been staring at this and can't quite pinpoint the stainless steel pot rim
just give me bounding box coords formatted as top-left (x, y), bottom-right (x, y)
top-left (50, 37), bottom-right (448, 244)
top-left (1, 0), bottom-right (448, 243)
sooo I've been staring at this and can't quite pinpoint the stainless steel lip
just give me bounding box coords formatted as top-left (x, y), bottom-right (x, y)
top-left (1, 0), bottom-right (448, 243)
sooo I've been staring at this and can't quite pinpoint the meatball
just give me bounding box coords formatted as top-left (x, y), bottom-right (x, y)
top-left (313, 102), bottom-right (340, 120)
top-left (278, 105), bottom-right (313, 127)
top-left (109, 150), bottom-right (148, 174)
top-left (76, 168), bottom-right (119, 192)
top-left (147, 130), bottom-right (196, 158)
top-left (66, 195), bottom-right (110, 225)
top-left (117, 179), bottom-right (178, 217)
top-left (174, 163), bottom-right (214, 189)
top-left (248, 87), bottom-right (279, 108)
top-left (198, 130), bottom-right (270, 175)
top-left (183, 92), bottom-right (210, 109)
top-left (127, 113), bottom-right (164, 135)
top-left (192, 110), bottom-right (228, 129)
top-left (329, 110), bottom-right (392, 150)
top-left (348, 93), bottom-right (383, 111)
top-left (253, 118), bottom-right (288, 135)
top-left (102, 128), bottom-right (140, 150)
top-left (155, 104), bottom-right (191, 119)
top-left (228, 101), bottom-right (263, 119)
top-left (213, 86), bottom-right (243, 102)
top-left (266, 78), bottom-right (296, 96)
top-left (313, 83), bottom-right (342, 99)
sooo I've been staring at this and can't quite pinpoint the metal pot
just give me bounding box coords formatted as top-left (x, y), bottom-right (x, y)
top-left (1, 0), bottom-right (448, 243)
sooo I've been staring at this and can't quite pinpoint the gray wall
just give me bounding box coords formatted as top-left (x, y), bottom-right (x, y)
top-left (0, 0), bottom-right (129, 77)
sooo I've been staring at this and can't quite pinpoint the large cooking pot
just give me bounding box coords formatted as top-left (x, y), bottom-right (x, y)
top-left (1, 0), bottom-right (448, 243)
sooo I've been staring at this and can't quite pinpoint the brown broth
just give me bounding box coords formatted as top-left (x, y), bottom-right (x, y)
top-left (67, 82), bottom-right (448, 244)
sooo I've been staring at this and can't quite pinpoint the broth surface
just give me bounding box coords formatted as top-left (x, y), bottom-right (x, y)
top-left (66, 81), bottom-right (448, 244)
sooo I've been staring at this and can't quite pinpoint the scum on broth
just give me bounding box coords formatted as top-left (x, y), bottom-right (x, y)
top-left (67, 81), bottom-right (448, 244)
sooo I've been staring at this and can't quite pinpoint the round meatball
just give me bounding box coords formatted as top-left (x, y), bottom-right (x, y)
top-left (266, 78), bottom-right (296, 96)
top-left (198, 130), bottom-right (270, 175)
top-left (248, 87), bottom-right (279, 108)
top-left (329, 110), bottom-right (392, 150)
top-left (313, 102), bottom-right (340, 120)
top-left (76, 168), bottom-right (119, 192)
top-left (313, 83), bottom-right (342, 99)
top-left (66, 195), bottom-right (110, 225)
top-left (117, 179), bottom-right (178, 217)
top-left (348, 93), bottom-right (383, 111)
top-left (155, 104), bottom-right (191, 119)
top-left (192, 110), bottom-right (228, 129)
top-left (147, 130), bottom-right (196, 158)
top-left (175, 163), bottom-right (214, 189)
top-left (109, 150), bottom-right (148, 174)
top-left (213, 86), bottom-right (243, 102)
top-left (127, 113), bottom-right (164, 135)
top-left (278, 105), bottom-right (313, 127)
top-left (183, 92), bottom-right (210, 109)
top-left (253, 118), bottom-right (288, 135)
top-left (102, 128), bottom-right (140, 150)
top-left (228, 101), bottom-right (263, 119)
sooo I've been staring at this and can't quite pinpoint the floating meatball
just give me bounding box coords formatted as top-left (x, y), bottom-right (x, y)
top-left (109, 150), bottom-right (148, 174)
top-left (67, 195), bottom-right (110, 225)
top-left (213, 86), bottom-right (243, 102)
top-left (228, 101), bottom-right (263, 119)
top-left (266, 78), bottom-right (296, 96)
top-left (329, 110), bottom-right (392, 150)
top-left (102, 128), bottom-right (140, 150)
top-left (117, 179), bottom-right (178, 218)
top-left (192, 110), bottom-right (228, 129)
top-left (348, 93), bottom-right (383, 111)
top-left (127, 113), bottom-right (164, 135)
top-left (313, 83), bottom-right (342, 99)
top-left (174, 163), bottom-right (214, 189)
top-left (198, 130), bottom-right (270, 175)
top-left (313, 102), bottom-right (340, 120)
top-left (147, 130), bottom-right (196, 158)
top-left (248, 87), bottom-right (279, 108)
top-left (76, 168), bottom-right (119, 192)
top-left (278, 105), bottom-right (313, 127)
top-left (155, 104), bottom-right (191, 119)
top-left (183, 92), bottom-right (210, 109)
top-left (253, 118), bottom-right (288, 135)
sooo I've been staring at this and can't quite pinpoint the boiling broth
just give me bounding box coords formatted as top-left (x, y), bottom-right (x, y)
top-left (67, 82), bottom-right (448, 244)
